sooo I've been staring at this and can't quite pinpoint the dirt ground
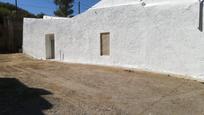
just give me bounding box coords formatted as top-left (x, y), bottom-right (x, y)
top-left (0, 54), bottom-right (204, 115)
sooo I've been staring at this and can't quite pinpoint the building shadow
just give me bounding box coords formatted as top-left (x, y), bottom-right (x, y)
top-left (0, 78), bottom-right (53, 115)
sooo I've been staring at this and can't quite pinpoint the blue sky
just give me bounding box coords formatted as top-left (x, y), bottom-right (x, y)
top-left (0, 0), bottom-right (100, 16)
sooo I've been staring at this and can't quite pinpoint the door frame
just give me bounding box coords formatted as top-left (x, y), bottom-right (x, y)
top-left (45, 34), bottom-right (55, 59)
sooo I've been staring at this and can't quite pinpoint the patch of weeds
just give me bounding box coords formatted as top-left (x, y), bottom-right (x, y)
top-left (124, 69), bottom-right (134, 73)
top-left (200, 82), bottom-right (204, 84)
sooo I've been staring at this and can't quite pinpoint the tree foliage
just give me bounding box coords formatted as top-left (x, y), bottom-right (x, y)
top-left (54, 0), bottom-right (74, 17)
top-left (0, 2), bottom-right (36, 18)
top-left (36, 13), bottom-right (45, 18)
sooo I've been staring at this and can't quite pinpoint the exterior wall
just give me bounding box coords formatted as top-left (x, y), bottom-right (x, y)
top-left (90, 0), bottom-right (195, 9)
top-left (91, 0), bottom-right (140, 9)
top-left (23, 1), bottom-right (204, 80)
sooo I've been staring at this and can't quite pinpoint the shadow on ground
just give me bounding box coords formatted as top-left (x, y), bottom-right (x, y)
top-left (0, 78), bottom-right (53, 115)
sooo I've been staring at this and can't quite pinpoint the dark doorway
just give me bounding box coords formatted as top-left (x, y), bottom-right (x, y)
top-left (45, 34), bottom-right (55, 59)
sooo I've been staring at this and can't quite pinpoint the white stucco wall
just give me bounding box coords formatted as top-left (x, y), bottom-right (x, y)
top-left (91, 0), bottom-right (195, 9)
top-left (91, 0), bottom-right (140, 9)
top-left (43, 15), bottom-right (69, 19)
top-left (23, 0), bottom-right (204, 80)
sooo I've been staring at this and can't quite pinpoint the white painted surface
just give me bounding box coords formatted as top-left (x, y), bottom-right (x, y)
top-left (91, 0), bottom-right (140, 9)
top-left (23, 0), bottom-right (204, 80)
top-left (91, 0), bottom-right (197, 9)
top-left (43, 16), bottom-right (69, 19)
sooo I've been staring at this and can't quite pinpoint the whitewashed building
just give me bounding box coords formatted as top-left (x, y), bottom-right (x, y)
top-left (23, 0), bottom-right (204, 80)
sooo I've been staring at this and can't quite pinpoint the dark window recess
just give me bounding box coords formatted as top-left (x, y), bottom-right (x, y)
top-left (100, 33), bottom-right (110, 56)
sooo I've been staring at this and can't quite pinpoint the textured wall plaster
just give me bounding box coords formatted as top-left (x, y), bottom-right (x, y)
top-left (23, 0), bottom-right (204, 80)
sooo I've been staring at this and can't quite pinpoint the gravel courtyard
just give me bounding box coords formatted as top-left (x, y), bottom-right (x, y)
top-left (0, 54), bottom-right (204, 115)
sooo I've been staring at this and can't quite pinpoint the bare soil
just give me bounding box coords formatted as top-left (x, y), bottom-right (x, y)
top-left (0, 54), bottom-right (204, 115)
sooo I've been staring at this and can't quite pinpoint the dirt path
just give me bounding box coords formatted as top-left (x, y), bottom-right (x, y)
top-left (0, 54), bottom-right (204, 115)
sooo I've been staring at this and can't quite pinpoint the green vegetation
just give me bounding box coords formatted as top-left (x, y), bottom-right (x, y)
top-left (54, 0), bottom-right (74, 17)
top-left (0, 2), bottom-right (39, 53)
top-left (0, 2), bottom-right (36, 18)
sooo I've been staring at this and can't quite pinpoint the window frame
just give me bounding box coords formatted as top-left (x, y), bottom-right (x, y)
top-left (100, 32), bottom-right (110, 56)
